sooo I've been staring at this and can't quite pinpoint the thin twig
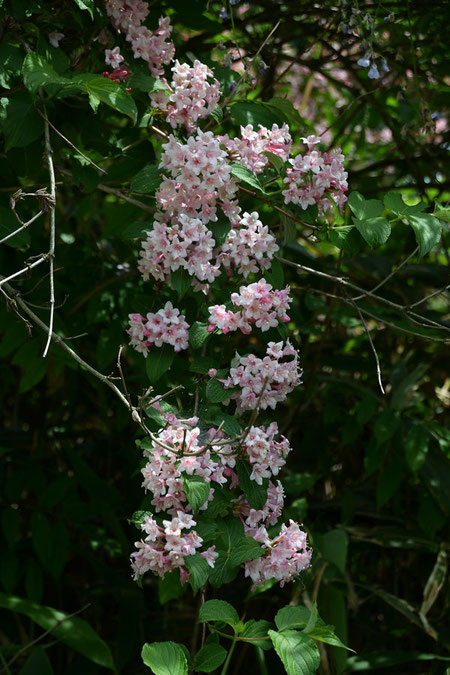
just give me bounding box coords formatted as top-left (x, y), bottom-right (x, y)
top-left (5, 604), bottom-right (91, 671)
top-left (42, 105), bottom-right (56, 358)
top-left (0, 254), bottom-right (48, 288)
top-left (0, 209), bottom-right (44, 245)
top-left (239, 186), bottom-right (320, 231)
top-left (352, 247), bottom-right (419, 300)
top-left (408, 284), bottom-right (450, 309)
top-left (117, 345), bottom-right (132, 409)
top-left (37, 109), bottom-right (107, 174)
top-left (351, 300), bottom-right (385, 394)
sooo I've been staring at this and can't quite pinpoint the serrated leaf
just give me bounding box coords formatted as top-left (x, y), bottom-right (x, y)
top-left (236, 460), bottom-right (268, 510)
top-left (328, 226), bottom-right (362, 254)
top-left (303, 602), bottom-right (319, 633)
top-left (22, 52), bottom-right (69, 93)
top-left (269, 629), bottom-right (320, 675)
top-left (210, 106), bottom-right (223, 124)
top-left (130, 164), bottom-right (161, 194)
top-left (241, 620), bottom-right (273, 650)
top-left (146, 344), bottom-right (174, 383)
top-left (433, 204), bottom-right (450, 223)
top-left (141, 641), bottom-right (188, 675)
top-left (170, 268), bottom-right (191, 299)
top-left (355, 217), bottom-right (391, 247)
top-left (185, 553), bottom-right (210, 595)
top-left (3, 91), bottom-right (44, 150)
top-left (207, 552), bottom-right (239, 587)
top-left (307, 625), bottom-right (354, 651)
top-left (189, 322), bottom-right (210, 349)
top-left (193, 644), bottom-right (227, 672)
top-left (384, 192), bottom-right (425, 216)
top-left (348, 192), bottom-right (384, 220)
top-left (407, 213), bottom-right (442, 257)
top-left (126, 71), bottom-right (157, 92)
top-left (198, 599), bottom-right (240, 628)
top-left (404, 423), bottom-right (430, 472)
top-left (0, 593), bottom-right (114, 669)
top-left (72, 74), bottom-right (137, 123)
top-left (206, 378), bottom-right (229, 403)
top-left (216, 413), bottom-right (241, 437)
top-left (121, 221), bottom-right (152, 239)
top-left (275, 606), bottom-right (313, 631)
top-left (182, 475), bottom-right (210, 512)
top-left (130, 510), bottom-right (152, 529)
top-left (229, 537), bottom-right (262, 566)
top-left (264, 259), bottom-right (284, 289)
top-left (231, 163), bottom-right (264, 192)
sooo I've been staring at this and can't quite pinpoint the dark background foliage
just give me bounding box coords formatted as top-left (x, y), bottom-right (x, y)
top-left (0, 0), bottom-right (449, 673)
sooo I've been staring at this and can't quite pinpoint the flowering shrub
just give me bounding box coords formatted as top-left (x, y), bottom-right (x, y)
top-left (1, 0), bottom-right (447, 673)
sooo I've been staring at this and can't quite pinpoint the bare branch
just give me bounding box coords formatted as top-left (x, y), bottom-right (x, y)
top-left (0, 209), bottom-right (44, 245)
top-left (351, 300), bottom-right (385, 394)
top-left (42, 106), bottom-right (56, 358)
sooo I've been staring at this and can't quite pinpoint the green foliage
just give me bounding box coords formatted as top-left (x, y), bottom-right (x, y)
top-left (141, 641), bottom-right (188, 675)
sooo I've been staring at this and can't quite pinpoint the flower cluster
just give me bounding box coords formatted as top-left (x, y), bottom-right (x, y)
top-left (238, 480), bottom-right (285, 539)
top-left (127, 302), bottom-right (189, 355)
top-left (131, 512), bottom-right (217, 582)
top-left (107, 0), bottom-right (174, 76)
top-left (208, 279), bottom-right (291, 335)
top-left (221, 340), bottom-right (302, 413)
top-left (138, 213), bottom-right (220, 284)
top-left (219, 123), bottom-right (292, 173)
top-left (244, 520), bottom-right (312, 589)
top-left (219, 211), bottom-right (278, 278)
top-left (242, 423), bottom-right (292, 484)
top-left (282, 135), bottom-right (348, 213)
top-left (158, 130), bottom-right (239, 225)
top-left (151, 60), bottom-right (221, 133)
top-left (140, 419), bottom-right (236, 514)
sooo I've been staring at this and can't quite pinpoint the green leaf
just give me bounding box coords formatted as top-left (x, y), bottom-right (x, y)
top-left (126, 71), bottom-right (157, 92)
top-left (348, 192), bottom-right (384, 220)
top-left (142, 642), bottom-right (188, 675)
top-left (269, 629), bottom-right (320, 675)
top-left (231, 162), bottom-right (264, 192)
top-left (307, 625), bottom-right (354, 651)
top-left (121, 221), bottom-right (152, 239)
top-left (346, 650), bottom-right (450, 672)
top-left (230, 101), bottom-right (282, 128)
top-left (130, 510), bottom-right (153, 529)
top-left (314, 529), bottom-right (348, 574)
top-left (240, 620), bottom-right (273, 650)
top-left (189, 322), bottom-right (210, 349)
top-left (193, 644), bottom-right (227, 672)
top-left (275, 605), bottom-right (313, 632)
top-left (264, 259), bottom-right (284, 289)
top-left (266, 151), bottom-right (286, 173)
top-left (407, 213), bottom-right (442, 257)
top-left (404, 423), bottom-right (429, 472)
top-left (146, 344), bottom-right (174, 383)
top-left (262, 97), bottom-right (302, 126)
top-left (355, 217), bottom-right (391, 247)
top-left (206, 378), bottom-right (230, 403)
top-left (19, 647), bottom-right (53, 675)
top-left (189, 356), bottom-right (218, 375)
top-left (185, 553), bottom-right (210, 595)
top-left (433, 204), bottom-right (450, 223)
top-left (209, 219), bottom-right (231, 246)
top-left (73, 0), bottom-right (95, 18)
top-left (171, 268), bottom-right (191, 299)
top-left (207, 551), bottom-right (239, 587)
top-left (328, 226), bottom-right (362, 254)
top-left (384, 192), bottom-right (425, 216)
top-left (22, 52), bottom-right (69, 93)
top-left (283, 473), bottom-right (320, 495)
top-left (130, 164), bottom-right (161, 194)
top-left (0, 593), bottom-right (115, 669)
top-left (218, 413), bottom-right (241, 437)
top-left (236, 460), bottom-right (268, 510)
top-left (229, 537), bottom-right (262, 566)
top-left (198, 599), bottom-right (240, 628)
top-left (158, 570), bottom-right (185, 604)
top-left (3, 91), bottom-right (44, 149)
top-left (303, 601), bottom-right (319, 633)
top-left (72, 74), bottom-right (137, 123)
top-left (182, 475), bottom-right (210, 512)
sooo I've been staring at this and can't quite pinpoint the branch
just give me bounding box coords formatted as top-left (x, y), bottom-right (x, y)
top-left (239, 186), bottom-right (320, 231)
top-left (42, 104), bottom-right (56, 358)
top-left (351, 300), bottom-right (385, 394)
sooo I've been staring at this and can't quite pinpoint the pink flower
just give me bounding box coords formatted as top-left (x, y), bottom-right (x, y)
top-left (105, 46), bottom-right (124, 66)
top-left (48, 32), bottom-right (64, 48)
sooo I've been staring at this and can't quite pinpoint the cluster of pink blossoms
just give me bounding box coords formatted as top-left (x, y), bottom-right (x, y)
top-left (151, 60), bottom-right (221, 133)
top-left (221, 341), bottom-right (302, 413)
top-left (140, 419), bottom-right (236, 515)
top-left (208, 279), bottom-right (291, 335)
top-left (138, 213), bottom-right (220, 284)
top-left (218, 211), bottom-right (278, 278)
top-left (127, 302), bottom-right (189, 355)
top-left (242, 423), bottom-right (292, 485)
top-left (131, 512), bottom-right (217, 582)
top-left (282, 135), bottom-right (348, 213)
top-left (219, 123), bottom-right (292, 173)
top-left (106, 0), bottom-right (174, 76)
top-left (244, 520), bottom-right (312, 589)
